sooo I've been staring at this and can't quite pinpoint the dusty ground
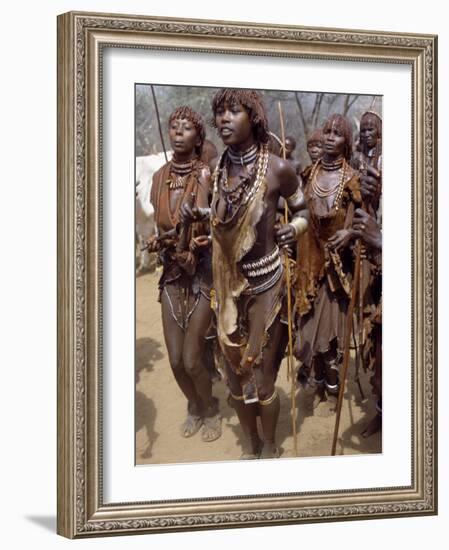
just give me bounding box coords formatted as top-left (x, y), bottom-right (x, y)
top-left (136, 269), bottom-right (381, 465)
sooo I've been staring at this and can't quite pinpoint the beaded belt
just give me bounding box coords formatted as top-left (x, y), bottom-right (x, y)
top-left (242, 264), bottom-right (283, 295)
top-left (241, 246), bottom-right (280, 278)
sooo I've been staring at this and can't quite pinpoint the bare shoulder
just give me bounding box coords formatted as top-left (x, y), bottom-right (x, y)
top-left (268, 152), bottom-right (299, 198)
top-left (268, 153), bottom-right (295, 178)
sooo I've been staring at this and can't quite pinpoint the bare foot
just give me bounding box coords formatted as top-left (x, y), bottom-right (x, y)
top-left (361, 414), bottom-right (382, 438)
top-left (314, 395), bottom-right (337, 418)
top-left (313, 386), bottom-right (327, 409)
top-left (240, 437), bottom-right (263, 460)
top-left (300, 384), bottom-right (326, 413)
top-left (260, 441), bottom-right (280, 459)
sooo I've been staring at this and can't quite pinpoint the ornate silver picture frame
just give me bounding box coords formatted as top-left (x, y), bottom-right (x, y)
top-left (57, 11), bottom-right (437, 538)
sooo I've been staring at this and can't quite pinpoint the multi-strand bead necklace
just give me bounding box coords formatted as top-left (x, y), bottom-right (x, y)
top-left (168, 159), bottom-right (194, 190)
top-left (309, 157), bottom-right (347, 211)
top-left (213, 144), bottom-right (269, 221)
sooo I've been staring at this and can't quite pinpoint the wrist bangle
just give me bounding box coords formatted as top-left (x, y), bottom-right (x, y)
top-left (289, 216), bottom-right (308, 237)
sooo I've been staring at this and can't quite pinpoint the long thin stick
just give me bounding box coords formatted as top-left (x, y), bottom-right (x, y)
top-left (353, 315), bottom-right (365, 401)
top-left (331, 240), bottom-right (362, 455)
top-left (150, 85), bottom-right (168, 163)
top-left (278, 101), bottom-right (298, 457)
top-left (356, 262), bottom-right (365, 397)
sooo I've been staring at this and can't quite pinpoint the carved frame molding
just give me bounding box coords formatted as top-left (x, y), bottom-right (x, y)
top-left (57, 12), bottom-right (437, 538)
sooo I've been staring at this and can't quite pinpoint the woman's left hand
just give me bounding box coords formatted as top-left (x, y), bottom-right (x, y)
top-left (327, 228), bottom-right (353, 251)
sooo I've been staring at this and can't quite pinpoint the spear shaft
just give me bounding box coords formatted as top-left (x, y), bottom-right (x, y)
top-left (278, 101), bottom-right (298, 457)
top-left (150, 85), bottom-right (168, 163)
top-left (331, 239), bottom-right (362, 455)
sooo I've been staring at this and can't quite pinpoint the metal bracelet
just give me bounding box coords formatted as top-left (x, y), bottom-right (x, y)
top-left (289, 216), bottom-right (308, 237)
top-left (285, 187), bottom-right (303, 206)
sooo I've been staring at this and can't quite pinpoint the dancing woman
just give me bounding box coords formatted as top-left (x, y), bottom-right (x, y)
top-left (148, 106), bottom-right (221, 442)
top-left (295, 114), bottom-right (362, 409)
top-left (188, 89), bottom-right (308, 458)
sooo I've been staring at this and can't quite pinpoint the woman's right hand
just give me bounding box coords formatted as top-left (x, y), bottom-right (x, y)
top-left (352, 208), bottom-right (382, 250)
top-left (360, 166), bottom-right (381, 203)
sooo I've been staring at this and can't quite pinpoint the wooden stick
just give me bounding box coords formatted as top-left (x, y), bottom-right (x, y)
top-left (331, 239), bottom-right (362, 456)
top-left (353, 315), bottom-right (365, 401)
top-left (278, 101), bottom-right (298, 457)
top-left (355, 264), bottom-right (366, 400)
top-left (150, 85), bottom-right (168, 163)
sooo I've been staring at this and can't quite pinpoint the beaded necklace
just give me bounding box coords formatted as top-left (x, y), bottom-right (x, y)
top-left (158, 160), bottom-right (196, 227)
top-left (227, 143), bottom-right (259, 166)
top-left (168, 159), bottom-right (194, 189)
top-left (212, 144), bottom-right (269, 224)
top-left (321, 156), bottom-right (344, 171)
top-left (309, 158), bottom-right (347, 211)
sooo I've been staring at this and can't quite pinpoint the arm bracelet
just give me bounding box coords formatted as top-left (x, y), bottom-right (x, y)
top-left (285, 187), bottom-right (304, 209)
top-left (289, 216), bottom-right (308, 237)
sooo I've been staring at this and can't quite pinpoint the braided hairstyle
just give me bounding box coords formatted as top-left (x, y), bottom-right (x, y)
top-left (169, 106), bottom-right (206, 157)
top-left (211, 88), bottom-right (270, 144)
top-left (307, 128), bottom-right (324, 146)
top-left (322, 113), bottom-right (353, 161)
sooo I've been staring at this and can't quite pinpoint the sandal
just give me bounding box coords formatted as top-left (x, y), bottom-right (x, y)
top-left (201, 413), bottom-right (222, 442)
top-left (180, 414), bottom-right (203, 438)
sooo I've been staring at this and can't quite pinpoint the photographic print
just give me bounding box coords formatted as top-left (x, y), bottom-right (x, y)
top-left (135, 84), bottom-right (383, 465)
top-left (57, 11), bottom-right (436, 538)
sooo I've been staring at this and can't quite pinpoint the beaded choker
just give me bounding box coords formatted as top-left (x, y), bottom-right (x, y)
top-left (171, 159), bottom-right (194, 175)
top-left (320, 156), bottom-right (344, 171)
top-left (227, 144), bottom-right (258, 166)
top-left (168, 159), bottom-right (195, 190)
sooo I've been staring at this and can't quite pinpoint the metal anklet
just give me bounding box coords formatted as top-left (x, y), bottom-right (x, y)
top-left (325, 381), bottom-right (339, 393)
top-left (259, 391), bottom-right (278, 406)
top-left (229, 391), bottom-right (245, 401)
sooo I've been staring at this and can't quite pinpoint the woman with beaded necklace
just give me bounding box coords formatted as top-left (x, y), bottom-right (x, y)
top-left (147, 106), bottom-right (222, 443)
top-left (294, 113), bottom-right (362, 412)
top-left (183, 89), bottom-right (308, 459)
